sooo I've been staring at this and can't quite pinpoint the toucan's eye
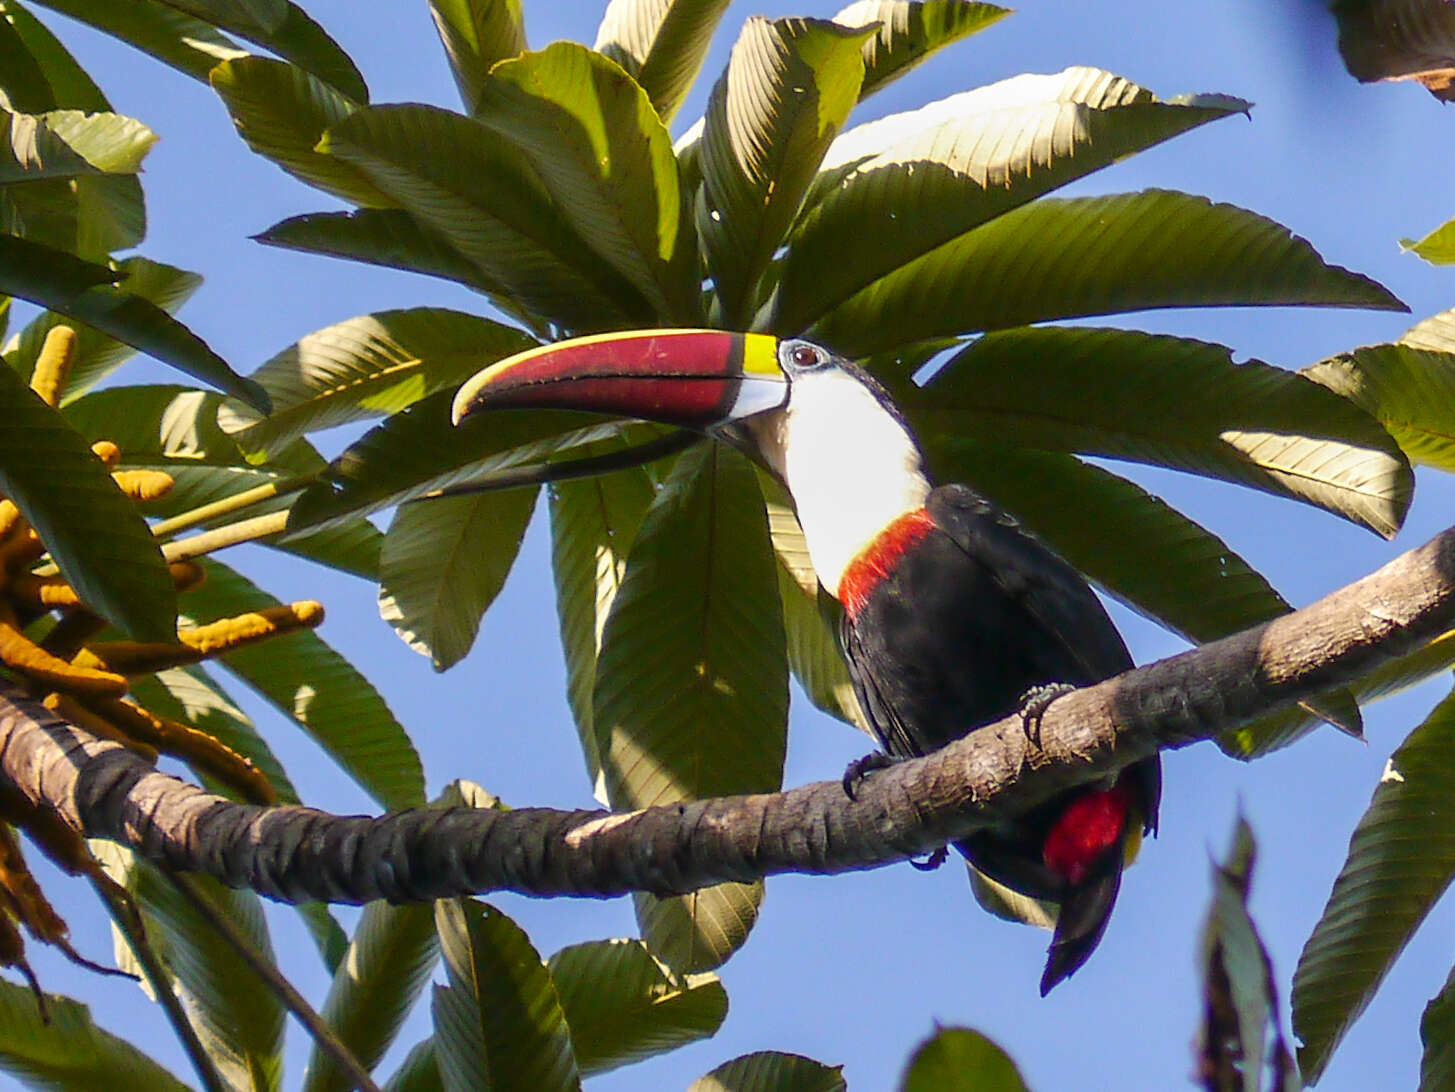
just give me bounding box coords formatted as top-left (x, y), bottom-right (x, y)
top-left (791, 344), bottom-right (820, 368)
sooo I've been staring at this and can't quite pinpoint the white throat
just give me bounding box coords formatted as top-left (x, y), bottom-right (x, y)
top-left (746, 370), bottom-right (931, 595)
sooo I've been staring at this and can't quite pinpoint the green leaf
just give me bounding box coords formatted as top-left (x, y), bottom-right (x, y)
top-left (913, 325), bottom-right (1413, 538)
top-left (759, 474), bottom-right (866, 731)
top-left (1422, 966), bottom-right (1455, 1092)
top-left (158, 0), bottom-right (368, 101)
top-left (427, 0), bottom-right (526, 112)
top-left (0, 978), bottom-right (192, 1091)
top-left (593, 443), bottom-right (785, 969)
top-left (549, 443), bottom-right (664, 798)
top-left (378, 486), bottom-right (538, 670)
top-left (1302, 342), bottom-right (1455, 472)
top-left (546, 938), bottom-right (727, 1076)
top-left (218, 307), bottom-right (537, 458)
top-left (1293, 686), bottom-right (1455, 1084)
top-left (898, 1028), bottom-right (1028, 1092)
top-left (182, 558), bottom-right (425, 809)
top-left (26, 0), bottom-right (246, 83)
top-left (322, 102), bottom-right (650, 332)
top-left (698, 16), bottom-right (874, 327)
top-left (386, 1040), bottom-right (442, 1092)
top-left (4, 256), bottom-right (202, 399)
top-left (0, 364), bottom-right (175, 640)
top-left (475, 42), bottom-right (697, 322)
top-left (285, 387), bottom-right (626, 532)
top-left (302, 902), bottom-right (440, 1092)
top-left (108, 855), bottom-right (285, 1092)
top-left (0, 3), bottom-right (65, 114)
top-left (0, 235), bottom-right (266, 408)
top-left (255, 209), bottom-right (491, 290)
top-left (773, 69), bottom-right (1245, 333)
top-left (0, 107), bottom-right (155, 182)
top-left (811, 190), bottom-right (1408, 356)
top-left (433, 899), bottom-right (581, 1092)
top-left (688, 1052), bottom-right (846, 1092)
top-left (1199, 817), bottom-right (1295, 1092)
top-left (836, 1), bottom-right (1009, 98)
top-left (1, 1), bottom-right (108, 112)
top-left (210, 56), bottom-right (386, 207)
top-left (593, 0), bottom-right (732, 124)
top-left (1226, 630), bottom-right (1455, 758)
top-left (128, 664), bottom-right (299, 802)
top-left (924, 440), bottom-right (1292, 645)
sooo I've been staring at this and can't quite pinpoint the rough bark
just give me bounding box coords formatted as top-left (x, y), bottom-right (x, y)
top-left (2, 523), bottom-right (1453, 907)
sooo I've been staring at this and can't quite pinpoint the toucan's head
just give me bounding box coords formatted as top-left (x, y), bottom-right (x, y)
top-left (452, 328), bottom-right (931, 591)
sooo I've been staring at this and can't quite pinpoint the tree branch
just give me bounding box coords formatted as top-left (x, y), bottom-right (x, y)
top-left (3, 524), bottom-right (1454, 907)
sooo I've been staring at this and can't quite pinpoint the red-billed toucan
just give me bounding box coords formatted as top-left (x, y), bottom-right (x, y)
top-left (451, 329), bottom-right (1161, 994)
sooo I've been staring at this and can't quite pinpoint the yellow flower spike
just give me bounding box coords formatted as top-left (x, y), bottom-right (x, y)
top-left (71, 695), bottom-right (165, 749)
top-left (8, 573), bottom-right (81, 610)
top-left (0, 620), bottom-right (128, 697)
top-left (42, 693), bottom-right (161, 762)
top-left (0, 501), bottom-right (21, 543)
top-left (29, 325), bottom-right (77, 408)
top-left (80, 601), bottom-right (325, 675)
top-left (111, 469), bottom-right (175, 504)
top-left (90, 440), bottom-right (121, 469)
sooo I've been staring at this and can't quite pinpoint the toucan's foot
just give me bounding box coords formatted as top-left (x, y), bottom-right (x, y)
top-left (842, 751), bottom-right (899, 800)
top-left (1018, 682), bottom-right (1077, 746)
top-left (909, 846), bottom-right (950, 872)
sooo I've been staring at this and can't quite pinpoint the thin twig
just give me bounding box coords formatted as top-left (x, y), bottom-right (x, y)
top-left (150, 475), bottom-right (315, 541)
top-left (161, 511), bottom-right (290, 563)
top-left (168, 873), bottom-right (384, 1092)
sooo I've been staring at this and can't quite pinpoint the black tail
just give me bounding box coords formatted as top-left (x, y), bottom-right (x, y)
top-left (1039, 866), bottom-right (1122, 995)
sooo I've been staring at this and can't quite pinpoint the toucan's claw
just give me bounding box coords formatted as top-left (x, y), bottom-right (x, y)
top-left (842, 750), bottom-right (900, 800)
top-left (1017, 682), bottom-right (1077, 747)
top-left (909, 846), bottom-right (950, 871)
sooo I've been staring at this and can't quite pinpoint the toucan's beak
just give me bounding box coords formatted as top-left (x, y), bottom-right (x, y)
top-left (450, 329), bottom-right (788, 430)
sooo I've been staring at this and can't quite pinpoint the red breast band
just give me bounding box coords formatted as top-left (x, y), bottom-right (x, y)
top-left (837, 507), bottom-right (936, 619)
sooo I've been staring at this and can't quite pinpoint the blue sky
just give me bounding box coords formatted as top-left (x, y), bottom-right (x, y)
top-left (11, 2), bottom-right (1455, 1090)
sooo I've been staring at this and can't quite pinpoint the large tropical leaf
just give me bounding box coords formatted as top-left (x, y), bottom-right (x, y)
top-left (182, 558), bottom-right (425, 809)
top-left (217, 307), bottom-right (536, 458)
top-left (433, 899), bottom-right (581, 1092)
top-left (772, 69), bottom-right (1245, 333)
top-left (546, 938), bottom-right (727, 1075)
top-left (697, 16), bottom-right (875, 327)
top-left (0, 2), bottom-right (66, 114)
top-left (0, 363), bottom-right (175, 640)
top-left (385, 1041), bottom-right (442, 1092)
top-left (302, 902), bottom-right (440, 1092)
top-left (898, 1028), bottom-right (1029, 1092)
top-left (321, 103), bottom-right (651, 332)
top-left (810, 190), bottom-right (1406, 356)
top-left (284, 387), bottom-right (628, 532)
top-left (0, 235), bottom-right (265, 408)
top-left (255, 209), bottom-right (491, 291)
top-left (592, 443), bottom-right (786, 969)
top-left (1423, 967), bottom-right (1455, 1092)
top-left (25, 0), bottom-right (246, 83)
top-left (924, 440), bottom-right (1295, 644)
top-left (210, 56), bottom-right (386, 207)
top-left (1302, 341), bottom-right (1455, 472)
top-left (427, 0), bottom-right (527, 113)
top-left (1292, 687), bottom-right (1455, 1084)
top-left (378, 486), bottom-right (538, 670)
top-left (836, 1), bottom-right (1009, 99)
top-left (593, 0), bottom-right (732, 124)
top-left (109, 853), bottom-right (285, 1092)
top-left (912, 325), bottom-right (1413, 537)
top-left (4, 256), bottom-right (202, 399)
top-left (687, 1052), bottom-right (846, 1092)
top-left (0, 979), bottom-right (192, 1091)
top-left (152, 0), bottom-right (367, 101)
top-left (0, 107), bottom-right (155, 182)
top-left (473, 42), bottom-right (697, 322)
top-left (549, 445), bottom-right (663, 797)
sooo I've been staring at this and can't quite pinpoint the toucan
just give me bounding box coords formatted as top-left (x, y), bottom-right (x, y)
top-left (451, 328), bottom-right (1160, 994)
